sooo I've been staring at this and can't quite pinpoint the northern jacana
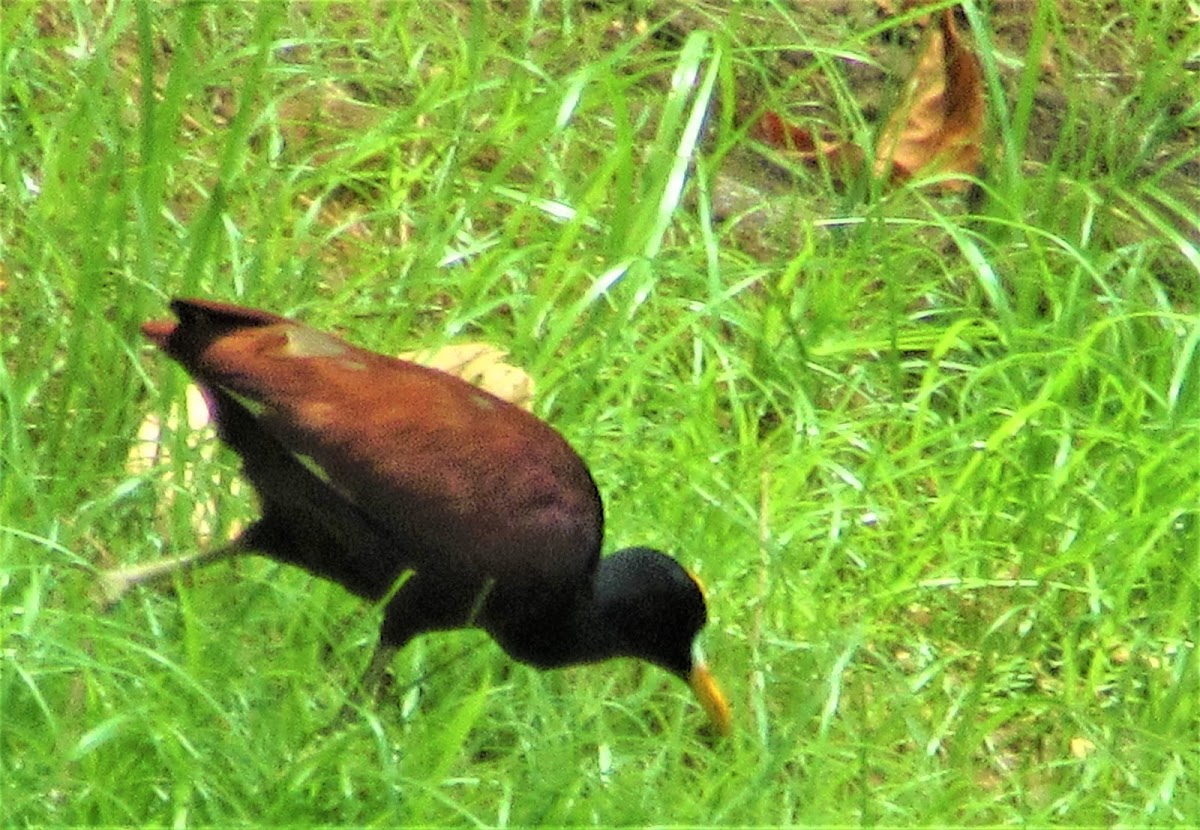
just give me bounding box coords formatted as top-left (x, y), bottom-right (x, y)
top-left (106, 299), bottom-right (731, 734)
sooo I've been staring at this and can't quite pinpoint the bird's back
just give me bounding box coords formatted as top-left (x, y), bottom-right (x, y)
top-left (144, 298), bottom-right (604, 613)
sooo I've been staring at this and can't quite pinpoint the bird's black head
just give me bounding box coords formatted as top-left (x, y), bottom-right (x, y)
top-left (595, 547), bottom-right (706, 674)
top-left (594, 547), bottom-right (731, 733)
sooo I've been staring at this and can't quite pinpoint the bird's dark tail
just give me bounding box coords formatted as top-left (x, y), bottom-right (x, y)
top-left (140, 297), bottom-right (285, 363)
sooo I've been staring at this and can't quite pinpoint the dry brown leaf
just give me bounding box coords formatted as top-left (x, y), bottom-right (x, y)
top-left (753, 111), bottom-right (865, 181)
top-left (875, 8), bottom-right (985, 190)
top-left (397, 342), bottom-right (536, 411)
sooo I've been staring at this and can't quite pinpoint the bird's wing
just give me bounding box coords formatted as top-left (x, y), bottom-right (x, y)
top-left (148, 299), bottom-right (602, 585)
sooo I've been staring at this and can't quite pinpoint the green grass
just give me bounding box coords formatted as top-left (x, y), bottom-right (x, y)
top-left (3, 0), bottom-right (1198, 824)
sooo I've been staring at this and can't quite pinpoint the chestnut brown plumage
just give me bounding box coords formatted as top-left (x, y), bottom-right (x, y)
top-left (107, 298), bottom-right (731, 734)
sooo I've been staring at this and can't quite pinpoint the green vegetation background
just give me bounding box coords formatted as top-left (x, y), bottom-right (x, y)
top-left (2, 1), bottom-right (1197, 825)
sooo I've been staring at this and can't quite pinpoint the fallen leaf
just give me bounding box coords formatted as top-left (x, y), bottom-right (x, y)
top-left (398, 342), bottom-right (536, 411)
top-left (753, 111), bottom-right (865, 181)
top-left (875, 8), bottom-right (985, 190)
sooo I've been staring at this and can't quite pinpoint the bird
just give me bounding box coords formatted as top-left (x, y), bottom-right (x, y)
top-left (104, 298), bottom-right (731, 734)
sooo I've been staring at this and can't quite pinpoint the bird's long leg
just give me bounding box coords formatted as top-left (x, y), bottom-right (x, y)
top-left (324, 576), bottom-right (488, 731)
top-left (356, 641), bottom-right (401, 703)
top-left (97, 537), bottom-right (248, 608)
top-left (332, 571), bottom-right (415, 721)
top-left (317, 641), bottom-right (399, 735)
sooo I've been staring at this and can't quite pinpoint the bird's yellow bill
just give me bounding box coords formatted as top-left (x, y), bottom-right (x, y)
top-left (689, 661), bottom-right (732, 735)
